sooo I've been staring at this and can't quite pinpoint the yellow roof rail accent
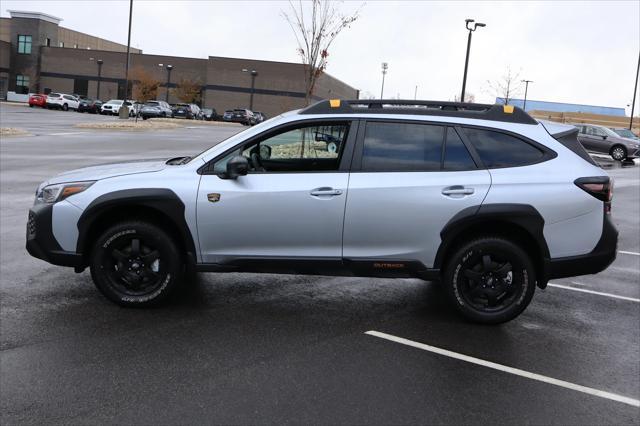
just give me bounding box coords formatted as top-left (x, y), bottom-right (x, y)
top-left (329, 99), bottom-right (341, 108)
top-left (503, 105), bottom-right (515, 114)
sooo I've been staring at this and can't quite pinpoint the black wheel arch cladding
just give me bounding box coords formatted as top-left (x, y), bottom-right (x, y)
top-left (434, 203), bottom-right (549, 277)
top-left (76, 188), bottom-right (197, 264)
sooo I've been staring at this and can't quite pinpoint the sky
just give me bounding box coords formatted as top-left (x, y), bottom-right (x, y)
top-left (2, 1), bottom-right (639, 113)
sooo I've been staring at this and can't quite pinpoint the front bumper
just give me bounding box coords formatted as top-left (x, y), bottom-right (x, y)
top-left (545, 214), bottom-right (618, 280)
top-left (26, 203), bottom-right (83, 268)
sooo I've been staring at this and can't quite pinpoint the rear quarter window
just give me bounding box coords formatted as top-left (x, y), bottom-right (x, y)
top-left (462, 128), bottom-right (545, 168)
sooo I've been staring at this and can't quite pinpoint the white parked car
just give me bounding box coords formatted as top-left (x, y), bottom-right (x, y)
top-left (45, 93), bottom-right (80, 111)
top-left (100, 100), bottom-right (138, 116)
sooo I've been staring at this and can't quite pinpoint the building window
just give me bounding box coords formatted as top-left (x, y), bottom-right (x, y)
top-left (16, 75), bottom-right (30, 94)
top-left (59, 41), bottom-right (64, 48)
top-left (73, 44), bottom-right (78, 49)
top-left (46, 38), bottom-right (51, 47)
top-left (17, 35), bottom-right (32, 54)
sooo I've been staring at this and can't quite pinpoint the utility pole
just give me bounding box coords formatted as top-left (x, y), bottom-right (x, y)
top-left (521, 79), bottom-right (533, 111)
top-left (460, 19), bottom-right (486, 103)
top-left (165, 65), bottom-right (173, 102)
top-left (630, 51), bottom-right (639, 131)
top-left (380, 62), bottom-right (388, 99)
top-left (414, 85), bottom-right (418, 100)
top-left (242, 69), bottom-right (258, 110)
top-left (96, 59), bottom-right (103, 100)
top-left (120, 0), bottom-right (133, 119)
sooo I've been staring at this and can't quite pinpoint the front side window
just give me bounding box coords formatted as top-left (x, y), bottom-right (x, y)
top-left (213, 123), bottom-right (350, 174)
top-left (16, 75), bottom-right (29, 94)
top-left (17, 35), bottom-right (32, 54)
top-left (362, 122), bottom-right (444, 172)
top-left (462, 128), bottom-right (544, 168)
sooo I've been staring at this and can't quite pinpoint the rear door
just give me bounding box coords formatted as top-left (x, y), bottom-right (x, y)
top-left (343, 121), bottom-right (491, 268)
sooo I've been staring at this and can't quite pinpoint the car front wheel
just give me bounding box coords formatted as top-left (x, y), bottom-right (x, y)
top-left (443, 237), bottom-right (536, 324)
top-left (610, 145), bottom-right (627, 161)
top-left (90, 221), bottom-right (183, 307)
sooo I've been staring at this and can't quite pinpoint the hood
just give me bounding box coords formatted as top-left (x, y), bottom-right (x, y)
top-left (46, 158), bottom-right (169, 185)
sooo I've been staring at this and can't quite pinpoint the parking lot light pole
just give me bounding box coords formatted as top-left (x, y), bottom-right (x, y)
top-left (96, 59), bottom-right (103, 100)
top-left (165, 64), bottom-right (173, 102)
top-left (521, 79), bottom-right (533, 111)
top-left (630, 51), bottom-right (639, 131)
top-left (120, 0), bottom-right (133, 119)
top-left (242, 69), bottom-right (258, 110)
top-left (380, 62), bottom-right (388, 99)
top-left (460, 19), bottom-right (485, 103)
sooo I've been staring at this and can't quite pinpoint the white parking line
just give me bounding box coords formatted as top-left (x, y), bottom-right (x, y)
top-left (48, 132), bottom-right (86, 136)
top-left (365, 330), bottom-right (640, 408)
top-left (547, 283), bottom-right (640, 303)
top-left (619, 251), bottom-right (640, 256)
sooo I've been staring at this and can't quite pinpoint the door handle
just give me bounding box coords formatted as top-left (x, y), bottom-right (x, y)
top-left (310, 187), bottom-right (343, 197)
top-left (442, 186), bottom-right (475, 196)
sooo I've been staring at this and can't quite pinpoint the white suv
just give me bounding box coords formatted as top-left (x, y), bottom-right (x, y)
top-left (26, 100), bottom-right (617, 323)
top-left (45, 93), bottom-right (80, 111)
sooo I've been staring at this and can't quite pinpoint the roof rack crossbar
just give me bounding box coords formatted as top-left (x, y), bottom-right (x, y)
top-left (299, 99), bottom-right (538, 125)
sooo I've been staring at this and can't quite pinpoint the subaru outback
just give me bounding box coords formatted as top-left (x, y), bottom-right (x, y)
top-left (26, 100), bottom-right (618, 324)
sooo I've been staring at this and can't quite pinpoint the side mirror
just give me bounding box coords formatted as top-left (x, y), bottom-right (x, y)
top-left (222, 155), bottom-right (249, 179)
top-left (602, 135), bottom-right (608, 140)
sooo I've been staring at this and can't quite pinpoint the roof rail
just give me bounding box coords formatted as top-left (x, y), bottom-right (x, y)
top-left (299, 99), bottom-right (538, 125)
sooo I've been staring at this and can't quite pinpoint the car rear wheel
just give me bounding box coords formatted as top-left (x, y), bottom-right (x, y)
top-left (62, 103), bottom-right (68, 111)
top-left (610, 145), bottom-right (627, 161)
top-left (443, 237), bottom-right (536, 324)
top-left (90, 221), bottom-right (183, 307)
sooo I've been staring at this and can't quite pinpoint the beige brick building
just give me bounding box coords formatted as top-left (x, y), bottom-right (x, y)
top-left (0, 10), bottom-right (358, 116)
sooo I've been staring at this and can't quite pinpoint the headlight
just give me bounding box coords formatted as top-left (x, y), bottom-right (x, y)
top-left (36, 181), bottom-right (95, 204)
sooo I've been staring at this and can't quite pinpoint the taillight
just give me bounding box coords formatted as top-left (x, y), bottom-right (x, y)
top-left (575, 176), bottom-right (613, 214)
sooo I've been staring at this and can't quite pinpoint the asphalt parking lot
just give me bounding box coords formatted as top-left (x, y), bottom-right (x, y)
top-left (1, 104), bottom-right (639, 424)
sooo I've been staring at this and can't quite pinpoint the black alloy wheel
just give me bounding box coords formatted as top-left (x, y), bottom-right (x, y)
top-left (444, 237), bottom-right (536, 324)
top-left (90, 221), bottom-right (182, 307)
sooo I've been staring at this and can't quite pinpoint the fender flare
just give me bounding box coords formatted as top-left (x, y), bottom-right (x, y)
top-left (76, 188), bottom-right (197, 264)
top-left (433, 203), bottom-right (550, 278)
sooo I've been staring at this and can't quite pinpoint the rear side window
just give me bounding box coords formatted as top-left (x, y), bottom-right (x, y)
top-left (362, 122), bottom-right (444, 171)
top-left (444, 128), bottom-right (476, 170)
top-left (555, 130), bottom-right (598, 166)
top-left (462, 128), bottom-right (544, 168)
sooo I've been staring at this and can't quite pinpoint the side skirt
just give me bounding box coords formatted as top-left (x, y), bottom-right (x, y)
top-left (195, 256), bottom-right (440, 280)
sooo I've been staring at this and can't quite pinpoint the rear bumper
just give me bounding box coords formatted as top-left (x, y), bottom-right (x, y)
top-left (26, 203), bottom-right (83, 268)
top-left (545, 214), bottom-right (618, 280)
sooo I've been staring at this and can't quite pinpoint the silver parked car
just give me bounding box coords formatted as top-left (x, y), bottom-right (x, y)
top-left (26, 100), bottom-right (617, 324)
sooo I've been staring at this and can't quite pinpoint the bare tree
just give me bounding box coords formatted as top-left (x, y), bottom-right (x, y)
top-left (131, 67), bottom-right (161, 103)
top-left (486, 66), bottom-right (523, 105)
top-left (173, 78), bottom-right (202, 104)
top-left (453, 92), bottom-right (476, 103)
top-left (282, 0), bottom-right (362, 105)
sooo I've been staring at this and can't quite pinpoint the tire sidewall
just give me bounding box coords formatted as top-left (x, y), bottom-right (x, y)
top-left (444, 238), bottom-right (536, 324)
top-left (90, 222), bottom-right (182, 307)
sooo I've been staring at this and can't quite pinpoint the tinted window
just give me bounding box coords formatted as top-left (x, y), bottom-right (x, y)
top-left (462, 128), bottom-right (544, 168)
top-left (362, 122), bottom-right (444, 171)
top-left (444, 128), bottom-right (476, 170)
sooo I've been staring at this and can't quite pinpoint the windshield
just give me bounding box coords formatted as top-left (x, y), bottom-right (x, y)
top-left (145, 102), bottom-right (160, 106)
top-left (107, 100), bottom-right (123, 105)
top-left (613, 128), bottom-right (637, 138)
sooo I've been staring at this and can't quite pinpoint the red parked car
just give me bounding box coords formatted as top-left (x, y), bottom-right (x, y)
top-left (28, 94), bottom-right (47, 108)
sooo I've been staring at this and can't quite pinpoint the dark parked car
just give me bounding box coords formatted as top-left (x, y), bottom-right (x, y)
top-left (610, 127), bottom-right (639, 141)
top-left (223, 108), bottom-right (255, 125)
top-left (253, 111), bottom-right (266, 124)
top-left (140, 100), bottom-right (173, 119)
top-left (77, 99), bottom-right (103, 114)
top-left (201, 108), bottom-right (217, 121)
top-left (574, 123), bottom-right (640, 161)
top-left (172, 103), bottom-right (201, 119)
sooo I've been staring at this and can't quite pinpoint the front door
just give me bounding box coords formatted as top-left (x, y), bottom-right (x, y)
top-left (197, 121), bottom-right (355, 263)
top-left (343, 122), bottom-right (491, 268)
